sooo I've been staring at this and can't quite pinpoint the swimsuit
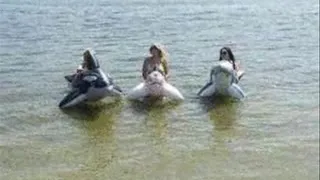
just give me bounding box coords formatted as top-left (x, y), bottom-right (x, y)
top-left (146, 58), bottom-right (166, 75)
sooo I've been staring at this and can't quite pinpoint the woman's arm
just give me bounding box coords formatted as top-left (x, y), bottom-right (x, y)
top-left (209, 67), bottom-right (215, 82)
top-left (235, 61), bottom-right (245, 80)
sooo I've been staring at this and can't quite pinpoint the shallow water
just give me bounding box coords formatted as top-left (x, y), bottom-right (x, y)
top-left (0, 0), bottom-right (319, 179)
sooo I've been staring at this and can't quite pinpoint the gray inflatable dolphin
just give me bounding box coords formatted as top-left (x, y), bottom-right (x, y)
top-left (197, 60), bottom-right (245, 99)
top-left (59, 49), bottom-right (123, 108)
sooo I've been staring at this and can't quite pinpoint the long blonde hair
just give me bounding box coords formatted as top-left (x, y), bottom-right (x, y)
top-left (147, 43), bottom-right (169, 75)
top-left (149, 43), bottom-right (169, 63)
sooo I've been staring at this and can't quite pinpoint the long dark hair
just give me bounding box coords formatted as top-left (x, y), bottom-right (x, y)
top-left (219, 47), bottom-right (236, 70)
top-left (83, 49), bottom-right (100, 70)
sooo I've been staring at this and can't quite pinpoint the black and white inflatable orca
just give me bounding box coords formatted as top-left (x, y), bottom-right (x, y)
top-left (127, 68), bottom-right (184, 102)
top-left (59, 49), bottom-right (123, 108)
top-left (197, 60), bottom-right (245, 99)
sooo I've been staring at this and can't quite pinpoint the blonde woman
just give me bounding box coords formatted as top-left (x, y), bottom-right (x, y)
top-left (142, 43), bottom-right (169, 80)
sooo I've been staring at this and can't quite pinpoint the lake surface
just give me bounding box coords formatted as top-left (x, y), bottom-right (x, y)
top-left (0, 0), bottom-right (319, 179)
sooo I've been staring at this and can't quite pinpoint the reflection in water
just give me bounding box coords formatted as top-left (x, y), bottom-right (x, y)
top-left (144, 105), bottom-right (168, 139)
top-left (60, 99), bottom-right (123, 121)
top-left (59, 99), bottom-right (123, 178)
top-left (140, 100), bottom-right (174, 171)
top-left (200, 96), bottom-right (239, 131)
top-left (129, 100), bottom-right (178, 153)
top-left (200, 96), bottom-right (240, 156)
top-left (129, 100), bottom-right (173, 138)
top-left (128, 99), bottom-right (181, 121)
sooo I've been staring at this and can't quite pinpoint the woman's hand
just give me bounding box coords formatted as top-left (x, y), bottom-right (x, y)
top-left (76, 69), bottom-right (84, 73)
top-left (235, 61), bottom-right (242, 71)
top-left (76, 64), bottom-right (84, 73)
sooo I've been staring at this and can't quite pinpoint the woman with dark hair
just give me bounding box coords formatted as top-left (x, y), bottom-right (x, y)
top-left (65, 48), bottom-right (100, 84)
top-left (219, 47), bottom-right (244, 80)
top-left (76, 48), bottom-right (100, 73)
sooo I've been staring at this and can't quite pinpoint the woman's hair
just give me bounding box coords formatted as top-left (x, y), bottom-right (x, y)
top-left (219, 47), bottom-right (236, 70)
top-left (83, 49), bottom-right (99, 70)
top-left (149, 45), bottom-right (163, 58)
top-left (149, 43), bottom-right (170, 63)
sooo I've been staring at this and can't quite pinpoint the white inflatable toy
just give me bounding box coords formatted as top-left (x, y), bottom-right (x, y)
top-left (197, 60), bottom-right (245, 99)
top-left (127, 70), bottom-right (184, 102)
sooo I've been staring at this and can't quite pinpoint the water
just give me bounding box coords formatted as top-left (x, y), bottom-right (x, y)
top-left (0, 0), bottom-right (319, 179)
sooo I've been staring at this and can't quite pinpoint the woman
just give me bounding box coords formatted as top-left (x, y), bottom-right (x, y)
top-left (142, 43), bottom-right (169, 80)
top-left (76, 49), bottom-right (97, 73)
top-left (218, 47), bottom-right (244, 80)
top-left (65, 49), bottom-right (98, 84)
